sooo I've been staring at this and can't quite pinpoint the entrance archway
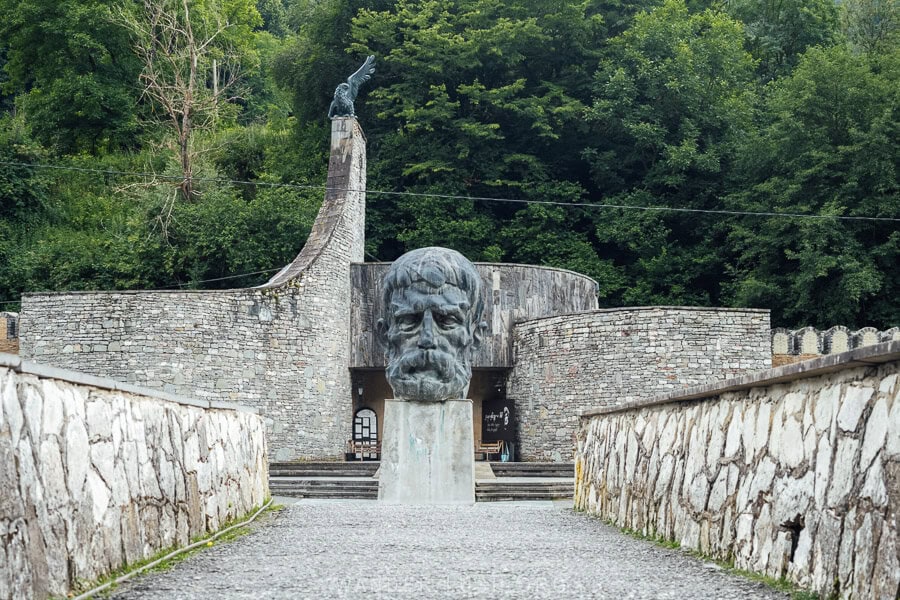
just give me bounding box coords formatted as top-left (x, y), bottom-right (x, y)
top-left (352, 407), bottom-right (379, 460)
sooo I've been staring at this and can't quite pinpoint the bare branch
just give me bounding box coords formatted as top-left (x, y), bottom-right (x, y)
top-left (113, 0), bottom-right (249, 202)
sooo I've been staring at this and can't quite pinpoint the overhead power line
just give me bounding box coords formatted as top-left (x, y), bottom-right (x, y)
top-left (2, 160), bottom-right (898, 223)
top-left (0, 255), bottom-right (386, 304)
top-left (171, 268), bottom-right (282, 287)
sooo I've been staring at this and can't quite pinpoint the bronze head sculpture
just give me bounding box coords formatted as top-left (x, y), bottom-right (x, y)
top-left (376, 247), bottom-right (487, 402)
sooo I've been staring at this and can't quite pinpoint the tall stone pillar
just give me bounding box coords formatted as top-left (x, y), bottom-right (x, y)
top-left (260, 117), bottom-right (367, 460)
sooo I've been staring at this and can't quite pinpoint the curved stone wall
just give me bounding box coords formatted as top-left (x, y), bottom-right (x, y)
top-left (575, 341), bottom-right (900, 600)
top-left (19, 118), bottom-right (366, 461)
top-left (0, 354), bottom-right (267, 600)
top-left (507, 307), bottom-right (771, 461)
top-left (350, 262), bottom-right (598, 368)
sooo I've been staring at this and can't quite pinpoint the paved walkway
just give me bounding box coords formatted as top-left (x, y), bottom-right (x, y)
top-left (110, 500), bottom-right (788, 600)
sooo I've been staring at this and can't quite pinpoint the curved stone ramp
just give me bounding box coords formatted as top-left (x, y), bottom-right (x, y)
top-left (108, 503), bottom-right (789, 599)
top-left (262, 117), bottom-right (366, 288)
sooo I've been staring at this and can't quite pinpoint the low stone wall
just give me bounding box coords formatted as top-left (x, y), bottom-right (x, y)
top-left (575, 341), bottom-right (900, 600)
top-left (508, 307), bottom-right (771, 461)
top-left (0, 354), bottom-right (268, 600)
top-left (771, 325), bottom-right (898, 366)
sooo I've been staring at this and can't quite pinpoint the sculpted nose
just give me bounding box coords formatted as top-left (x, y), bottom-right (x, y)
top-left (418, 311), bottom-right (436, 349)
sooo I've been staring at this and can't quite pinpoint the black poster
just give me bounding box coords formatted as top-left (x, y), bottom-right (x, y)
top-left (481, 398), bottom-right (515, 443)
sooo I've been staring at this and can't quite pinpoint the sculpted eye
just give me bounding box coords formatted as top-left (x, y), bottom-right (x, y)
top-left (395, 314), bottom-right (420, 329)
top-left (434, 314), bottom-right (461, 328)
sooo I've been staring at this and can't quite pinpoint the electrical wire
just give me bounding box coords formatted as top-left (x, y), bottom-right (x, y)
top-left (70, 498), bottom-right (275, 600)
top-left (171, 267), bottom-right (282, 287)
top-left (2, 160), bottom-right (897, 223)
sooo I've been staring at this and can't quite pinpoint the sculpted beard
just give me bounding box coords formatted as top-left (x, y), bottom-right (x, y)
top-left (385, 347), bottom-right (472, 401)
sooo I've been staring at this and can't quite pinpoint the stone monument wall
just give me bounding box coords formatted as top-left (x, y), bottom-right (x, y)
top-left (575, 340), bottom-right (900, 600)
top-left (18, 118), bottom-right (366, 461)
top-left (0, 353), bottom-right (268, 600)
top-left (351, 262), bottom-right (599, 368)
top-left (508, 307), bottom-right (771, 461)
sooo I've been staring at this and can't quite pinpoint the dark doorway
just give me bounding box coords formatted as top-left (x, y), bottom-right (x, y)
top-left (349, 368), bottom-right (513, 458)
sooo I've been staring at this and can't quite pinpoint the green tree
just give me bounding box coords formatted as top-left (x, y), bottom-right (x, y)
top-left (0, 115), bottom-right (49, 220)
top-left (841, 0), bottom-right (900, 55)
top-left (724, 0), bottom-right (839, 80)
top-left (0, 0), bottom-right (142, 153)
top-left (725, 45), bottom-right (900, 327)
top-left (257, 0), bottom-right (289, 36)
top-left (584, 0), bottom-right (757, 305)
top-left (348, 0), bottom-right (604, 262)
top-left (114, 0), bottom-right (262, 200)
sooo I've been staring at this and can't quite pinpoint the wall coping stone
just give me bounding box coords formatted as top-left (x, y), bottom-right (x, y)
top-left (353, 261), bottom-right (599, 286)
top-left (23, 260), bottom-right (600, 300)
top-left (0, 351), bottom-right (258, 414)
top-left (22, 288), bottom-right (255, 298)
top-left (518, 305), bottom-right (770, 327)
top-left (580, 339), bottom-right (900, 418)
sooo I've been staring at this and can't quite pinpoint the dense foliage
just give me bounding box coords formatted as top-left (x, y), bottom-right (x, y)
top-left (0, 0), bottom-right (897, 328)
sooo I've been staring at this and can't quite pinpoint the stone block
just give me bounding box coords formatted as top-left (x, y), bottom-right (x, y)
top-left (379, 399), bottom-right (475, 504)
top-left (837, 386), bottom-right (873, 432)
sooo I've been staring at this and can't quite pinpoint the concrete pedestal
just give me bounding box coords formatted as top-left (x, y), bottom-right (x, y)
top-left (378, 399), bottom-right (475, 504)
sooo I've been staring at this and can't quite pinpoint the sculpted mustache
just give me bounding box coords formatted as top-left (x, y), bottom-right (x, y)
top-left (391, 349), bottom-right (455, 375)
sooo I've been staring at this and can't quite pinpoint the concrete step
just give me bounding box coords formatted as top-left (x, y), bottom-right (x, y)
top-left (270, 483), bottom-right (378, 491)
top-left (489, 462), bottom-right (574, 478)
top-left (269, 462), bottom-right (380, 478)
top-left (271, 489), bottom-right (378, 499)
top-left (475, 479), bottom-right (573, 502)
top-left (270, 477), bottom-right (377, 485)
top-left (270, 478), bottom-right (379, 499)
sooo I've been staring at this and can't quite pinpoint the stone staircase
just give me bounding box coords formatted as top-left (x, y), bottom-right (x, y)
top-left (268, 461), bottom-right (575, 501)
top-left (475, 462), bottom-right (574, 502)
top-left (268, 462), bottom-right (379, 499)
top-left (474, 480), bottom-right (574, 502)
top-left (488, 462), bottom-right (575, 478)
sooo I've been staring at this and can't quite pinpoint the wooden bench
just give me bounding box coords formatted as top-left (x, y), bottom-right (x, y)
top-left (475, 441), bottom-right (503, 461)
top-left (347, 440), bottom-right (381, 461)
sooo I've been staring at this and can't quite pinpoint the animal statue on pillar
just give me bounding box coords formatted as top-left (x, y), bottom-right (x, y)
top-left (328, 55), bottom-right (376, 119)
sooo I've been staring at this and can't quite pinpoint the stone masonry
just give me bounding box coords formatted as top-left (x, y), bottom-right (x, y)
top-left (576, 341), bottom-right (900, 600)
top-left (508, 307), bottom-right (771, 461)
top-left (772, 326), bottom-right (900, 367)
top-left (0, 353), bottom-right (268, 600)
top-left (19, 118), bottom-right (366, 461)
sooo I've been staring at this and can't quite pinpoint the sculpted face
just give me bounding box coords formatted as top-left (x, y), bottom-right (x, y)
top-left (377, 248), bottom-right (485, 402)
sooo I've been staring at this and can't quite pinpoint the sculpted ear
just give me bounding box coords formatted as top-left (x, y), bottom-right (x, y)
top-left (376, 318), bottom-right (388, 347)
top-left (472, 320), bottom-right (487, 349)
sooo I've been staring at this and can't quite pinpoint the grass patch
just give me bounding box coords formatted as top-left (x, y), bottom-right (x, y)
top-left (61, 500), bottom-right (283, 599)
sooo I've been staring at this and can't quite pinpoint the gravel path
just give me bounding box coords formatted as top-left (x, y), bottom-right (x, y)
top-left (109, 500), bottom-right (788, 600)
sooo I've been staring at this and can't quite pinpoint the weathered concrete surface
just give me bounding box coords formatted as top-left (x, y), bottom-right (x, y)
top-left (351, 262), bottom-right (599, 368)
top-left (576, 341), bottom-right (900, 600)
top-left (107, 502), bottom-right (789, 599)
top-left (0, 354), bottom-right (268, 600)
top-left (379, 399), bottom-right (475, 503)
